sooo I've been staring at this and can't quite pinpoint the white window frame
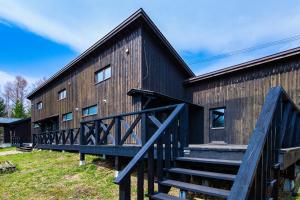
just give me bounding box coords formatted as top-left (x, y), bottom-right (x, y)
top-left (95, 66), bottom-right (111, 83)
top-left (37, 102), bottom-right (43, 110)
top-left (58, 89), bottom-right (67, 100)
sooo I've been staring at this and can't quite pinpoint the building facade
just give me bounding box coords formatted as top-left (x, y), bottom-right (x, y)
top-left (28, 9), bottom-right (300, 145)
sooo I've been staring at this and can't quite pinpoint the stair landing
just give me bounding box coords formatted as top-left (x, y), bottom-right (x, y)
top-left (185, 143), bottom-right (247, 161)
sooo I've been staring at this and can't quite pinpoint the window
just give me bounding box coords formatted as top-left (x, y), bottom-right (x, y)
top-left (95, 66), bottom-right (111, 83)
top-left (37, 102), bottom-right (43, 110)
top-left (58, 89), bottom-right (67, 100)
top-left (82, 105), bottom-right (97, 116)
top-left (62, 112), bottom-right (73, 122)
top-left (210, 108), bottom-right (225, 129)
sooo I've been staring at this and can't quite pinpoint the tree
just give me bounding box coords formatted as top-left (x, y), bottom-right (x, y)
top-left (3, 76), bottom-right (28, 117)
top-left (0, 97), bottom-right (7, 117)
top-left (11, 100), bottom-right (26, 118)
top-left (4, 76), bottom-right (28, 105)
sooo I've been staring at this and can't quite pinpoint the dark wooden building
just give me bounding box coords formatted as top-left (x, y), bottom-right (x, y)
top-left (27, 9), bottom-right (300, 199)
top-left (185, 48), bottom-right (300, 144)
top-left (0, 117), bottom-right (31, 144)
top-left (27, 9), bottom-right (195, 139)
top-left (27, 9), bottom-right (300, 146)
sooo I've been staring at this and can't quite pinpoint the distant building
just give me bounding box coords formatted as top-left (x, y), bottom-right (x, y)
top-left (0, 117), bottom-right (31, 145)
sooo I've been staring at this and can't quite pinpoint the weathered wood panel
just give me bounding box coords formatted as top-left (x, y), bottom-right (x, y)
top-left (30, 26), bottom-right (143, 134)
top-left (186, 56), bottom-right (300, 144)
top-left (141, 27), bottom-right (190, 100)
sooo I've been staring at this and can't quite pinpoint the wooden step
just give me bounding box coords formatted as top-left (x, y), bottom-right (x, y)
top-left (159, 179), bottom-right (229, 199)
top-left (165, 167), bottom-right (236, 181)
top-left (151, 193), bottom-right (186, 200)
top-left (176, 157), bottom-right (241, 166)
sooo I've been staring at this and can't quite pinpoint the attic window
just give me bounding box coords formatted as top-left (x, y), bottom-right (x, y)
top-left (37, 102), bottom-right (43, 110)
top-left (58, 89), bottom-right (67, 100)
top-left (210, 108), bottom-right (225, 129)
top-left (95, 66), bottom-right (111, 83)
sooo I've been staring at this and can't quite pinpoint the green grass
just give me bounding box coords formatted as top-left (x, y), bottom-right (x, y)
top-left (0, 148), bottom-right (299, 200)
top-left (0, 147), bottom-right (16, 152)
top-left (0, 150), bottom-right (119, 200)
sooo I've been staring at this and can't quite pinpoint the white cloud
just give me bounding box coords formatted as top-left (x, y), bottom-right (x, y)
top-left (0, 70), bottom-right (39, 95)
top-left (1, 0), bottom-right (300, 73)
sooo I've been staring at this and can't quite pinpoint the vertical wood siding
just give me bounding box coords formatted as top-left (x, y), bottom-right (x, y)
top-left (186, 56), bottom-right (300, 144)
top-left (141, 28), bottom-right (190, 100)
top-left (30, 27), bottom-right (143, 134)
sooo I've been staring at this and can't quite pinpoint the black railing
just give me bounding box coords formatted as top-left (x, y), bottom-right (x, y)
top-left (12, 136), bottom-right (22, 147)
top-left (229, 86), bottom-right (300, 199)
top-left (79, 104), bottom-right (188, 147)
top-left (114, 103), bottom-right (188, 200)
top-left (33, 128), bottom-right (80, 146)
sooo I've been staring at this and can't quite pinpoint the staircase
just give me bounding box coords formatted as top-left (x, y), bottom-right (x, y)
top-left (152, 155), bottom-right (240, 199)
top-left (114, 86), bottom-right (300, 200)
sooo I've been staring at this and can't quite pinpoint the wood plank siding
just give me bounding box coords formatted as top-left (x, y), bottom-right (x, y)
top-left (185, 55), bottom-right (300, 144)
top-left (141, 26), bottom-right (191, 100)
top-left (30, 26), bottom-right (143, 134)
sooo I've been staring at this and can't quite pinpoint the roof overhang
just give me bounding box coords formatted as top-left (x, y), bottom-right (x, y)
top-left (185, 47), bottom-right (300, 85)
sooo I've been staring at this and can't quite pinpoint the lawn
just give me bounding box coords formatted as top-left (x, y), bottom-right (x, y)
top-left (0, 147), bottom-right (298, 200)
top-left (0, 149), bottom-right (119, 200)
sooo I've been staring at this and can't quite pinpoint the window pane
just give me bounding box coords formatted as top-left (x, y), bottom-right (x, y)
top-left (105, 67), bottom-right (111, 79)
top-left (97, 71), bottom-right (104, 83)
top-left (58, 89), bottom-right (67, 100)
top-left (37, 102), bottom-right (42, 110)
top-left (89, 106), bottom-right (97, 115)
top-left (83, 108), bottom-right (88, 116)
top-left (211, 108), bottom-right (225, 128)
top-left (63, 112), bottom-right (73, 121)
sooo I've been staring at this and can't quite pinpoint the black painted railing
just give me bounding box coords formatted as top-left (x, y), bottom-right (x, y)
top-left (79, 104), bottom-right (188, 147)
top-left (114, 103), bottom-right (188, 200)
top-left (33, 128), bottom-right (80, 146)
top-left (12, 136), bottom-right (22, 147)
top-left (229, 86), bottom-right (300, 199)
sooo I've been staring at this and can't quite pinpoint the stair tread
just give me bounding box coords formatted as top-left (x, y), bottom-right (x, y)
top-left (176, 156), bottom-right (241, 166)
top-left (159, 179), bottom-right (229, 199)
top-left (151, 193), bottom-right (186, 200)
top-left (165, 167), bottom-right (236, 181)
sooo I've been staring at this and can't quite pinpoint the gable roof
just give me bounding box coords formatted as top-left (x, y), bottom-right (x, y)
top-left (185, 47), bottom-right (300, 85)
top-left (27, 8), bottom-right (194, 99)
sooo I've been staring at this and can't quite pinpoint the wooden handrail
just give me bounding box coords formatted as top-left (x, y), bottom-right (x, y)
top-left (114, 103), bottom-right (185, 184)
top-left (81, 104), bottom-right (179, 123)
top-left (229, 86), bottom-right (300, 199)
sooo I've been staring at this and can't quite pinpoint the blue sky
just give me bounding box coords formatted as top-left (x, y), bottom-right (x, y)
top-left (1, 0), bottom-right (300, 89)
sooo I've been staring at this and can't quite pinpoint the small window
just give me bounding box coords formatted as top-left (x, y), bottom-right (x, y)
top-left (210, 108), bottom-right (225, 129)
top-left (95, 66), bottom-right (111, 83)
top-left (58, 89), bottom-right (67, 100)
top-left (37, 102), bottom-right (43, 110)
top-left (82, 105), bottom-right (97, 117)
top-left (62, 112), bottom-right (73, 122)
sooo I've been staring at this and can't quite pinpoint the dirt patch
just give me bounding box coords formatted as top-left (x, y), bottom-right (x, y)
top-left (0, 150), bottom-right (23, 156)
top-left (63, 174), bottom-right (80, 181)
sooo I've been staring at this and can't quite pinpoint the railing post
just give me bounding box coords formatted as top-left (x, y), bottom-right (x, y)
top-left (115, 117), bottom-right (121, 145)
top-left (70, 129), bottom-right (74, 145)
top-left (119, 176), bottom-right (130, 200)
top-left (137, 160), bottom-right (144, 200)
top-left (141, 113), bottom-right (147, 145)
top-left (79, 122), bottom-right (86, 166)
top-left (95, 120), bottom-right (100, 145)
top-left (179, 104), bottom-right (189, 151)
